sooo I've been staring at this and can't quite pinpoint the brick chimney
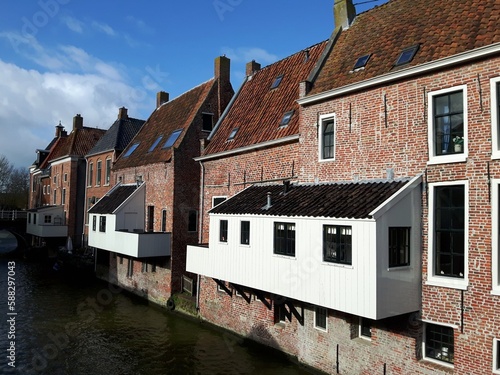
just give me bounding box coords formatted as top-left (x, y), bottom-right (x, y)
top-left (156, 91), bottom-right (169, 108)
top-left (118, 107), bottom-right (128, 120)
top-left (73, 114), bottom-right (83, 130)
top-left (214, 55), bottom-right (230, 85)
top-left (246, 60), bottom-right (261, 76)
top-left (55, 121), bottom-right (65, 137)
top-left (334, 0), bottom-right (356, 30)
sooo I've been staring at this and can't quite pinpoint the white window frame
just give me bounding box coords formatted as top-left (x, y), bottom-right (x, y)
top-left (422, 320), bottom-right (456, 369)
top-left (491, 77), bottom-right (500, 159)
top-left (426, 180), bottom-right (469, 290)
top-left (359, 317), bottom-right (372, 341)
top-left (492, 179), bottom-right (500, 294)
top-left (314, 306), bottom-right (328, 332)
top-left (427, 85), bottom-right (468, 165)
top-left (318, 113), bottom-right (336, 162)
top-left (493, 338), bottom-right (500, 374)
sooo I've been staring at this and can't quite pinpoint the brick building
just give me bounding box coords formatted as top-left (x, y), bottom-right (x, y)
top-left (27, 115), bottom-right (105, 250)
top-left (187, 0), bottom-right (500, 374)
top-left (88, 56), bottom-right (234, 305)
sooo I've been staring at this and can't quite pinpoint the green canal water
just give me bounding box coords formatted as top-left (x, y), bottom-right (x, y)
top-left (0, 258), bottom-right (316, 375)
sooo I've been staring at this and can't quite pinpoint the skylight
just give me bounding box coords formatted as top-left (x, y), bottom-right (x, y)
top-left (228, 127), bottom-right (239, 140)
top-left (148, 135), bottom-right (163, 152)
top-left (353, 54), bottom-right (371, 70)
top-left (394, 45), bottom-right (419, 66)
top-left (162, 129), bottom-right (182, 149)
top-left (270, 75), bottom-right (284, 89)
top-left (123, 142), bottom-right (139, 158)
top-left (280, 110), bottom-right (294, 127)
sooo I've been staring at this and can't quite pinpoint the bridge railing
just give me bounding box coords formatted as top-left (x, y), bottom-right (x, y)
top-left (0, 210), bottom-right (28, 220)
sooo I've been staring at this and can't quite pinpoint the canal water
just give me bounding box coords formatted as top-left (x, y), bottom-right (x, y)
top-left (0, 258), bottom-right (315, 375)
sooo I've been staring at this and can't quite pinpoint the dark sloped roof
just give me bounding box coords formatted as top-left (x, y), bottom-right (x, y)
top-left (210, 179), bottom-right (408, 219)
top-left (46, 127), bottom-right (106, 164)
top-left (310, 0), bottom-right (500, 95)
top-left (204, 41), bottom-right (327, 156)
top-left (88, 185), bottom-right (138, 214)
top-left (87, 117), bottom-right (145, 156)
top-left (114, 80), bottom-right (216, 169)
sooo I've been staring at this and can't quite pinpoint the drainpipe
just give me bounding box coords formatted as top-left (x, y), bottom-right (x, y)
top-left (196, 160), bottom-right (205, 311)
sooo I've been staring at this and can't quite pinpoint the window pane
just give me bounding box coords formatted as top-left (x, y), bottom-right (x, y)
top-left (425, 324), bottom-right (454, 364)
top-left (323, 225), bottom-right (352, 265)
top-left (220, 220), bottom-right (228, 242)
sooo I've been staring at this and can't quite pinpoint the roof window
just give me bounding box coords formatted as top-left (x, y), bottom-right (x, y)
top-left (280, 110), bottom-right (294, 127)
top-left (123, 142), bottom-right (139, 158)
top-left (270, 75), bottom-right (283, 89)
top-left (394, 45), bottom-right (419, 67)
top-left (228, 127), bottom-right (239, 140)
top-left (353, 54), bottom-right (371, 70)
top-left (148, 135), bottom-right (163, 152)
top-left (162, 129), bottom-right (182, 149)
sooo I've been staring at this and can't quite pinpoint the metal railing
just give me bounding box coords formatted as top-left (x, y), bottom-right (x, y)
top-left (0, 210), bottom-right (27, 220)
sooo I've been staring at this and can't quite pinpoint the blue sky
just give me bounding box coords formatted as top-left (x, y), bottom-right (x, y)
top-left (0, 0), bottom-right (387, 169)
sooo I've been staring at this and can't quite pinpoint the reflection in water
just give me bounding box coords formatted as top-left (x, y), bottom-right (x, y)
top-left (0, 229), bottom-right (18, 254)
top-left (0, 260), bottom-right (314, 375)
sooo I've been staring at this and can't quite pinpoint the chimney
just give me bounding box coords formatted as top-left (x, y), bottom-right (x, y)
top-left (118, 107), bottom-right (128, 120)
top-left (73, 114), bottom-right (83, 130)
top-left (334, 0), bottom-right (356, 30)
top-left (214, 55), bottom-right (230, 84)
top-left (156, 91), bottom-right (169, 108)
top-left (246, 60), bottom-right (261, 76)
top-left (55, 121), bottom-right (64, 137)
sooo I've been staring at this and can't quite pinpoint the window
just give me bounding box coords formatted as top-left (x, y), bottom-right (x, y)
top-left (62, 188), bottom-right (66, 205)
top-left (123, 142), bottom-right (139, 158)
top-left (202, 113), bottom-right (214, 132)
top-left (319, 115), bottom-right (335, 161)
top-left (96, 160), bottom-right (102, 186)
top-left (271, 74), bottom-right (283, 89)
top-left (53, 175), bottom-right (57, 184)
top-left (353, 54), bottom-right (371, 70)
top-left (43, 185), bottom-right (46, 195)
top-left (314, 307), bottom-right (327, 331)
top-left (240, 221), bottom-right (250, 245)
top-left (44, 215), bottom-right (52, 224)
top-left (188, 210), bottom-right (197, 232)
top-left (92, 216), bottom-right (96, 231)
top-left (88, 163), bottom-right (94, 186)
top-left (491, 78), bottom-right (500, 158)
top-left (213, 196), bottom-right (226, 207)
top-left (147, 206), bottom-right (154, 232)
top-left (428, 86), bottom-right (467, 163)
top-left (141, 262), bottom-right (148, 273)
top-left (64, 173), bottom-right (67, 182)
top-left (275, 303), bottom-right (287, 323)
top-left (274, 222), bottom-right (295, 257)
top-left (493, 181), bottom-right (500, 292)
top-left (279, 110), bottom-right (294, 127)
top-left (219, 220), bottom-right (228, 242)
top-left (323, 225), bottom-right (352, 265)
top-left (360, 318), bottom-right (372, 340)
top-left (494, 338), bottom-right (500, 374)
top-left (394, 44), bottom-right (419, 66)
top-left (99, 216), bottom-right (106, 232)
top-left (149, 135), bottom-right (163, 152)
top-left (161, 209), bottom-right (167, 232)
top-left (425, 323), bottom-right (454, 364)
top-left (217, 280), bottom-right (227, 293)
top-left (389, 227), bottom-right (410, 267)
top-left (127, 258), bottom-right (134, 278)
top-left (162, 129), bottom-right (182, 149)
top-left (227, 127), bottom-right (239, 140)
top-left (53, 189), bottom-right (57, 205)
top-left (105, 159), bottom-right (111, 185)
top-left (34, 214), bottom-right (37, 225)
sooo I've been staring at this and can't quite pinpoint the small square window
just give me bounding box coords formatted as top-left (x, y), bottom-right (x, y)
top-left (274, 222), bottom-right (295, 257)
top-left (314, 307), bottom-right (327, 331)
top-left (279, 110), bottom-right (294, 127)
top-left (323, 225), bottom-right (352, 265)
top-left (123, 142), bottom-right (140, 158)
top-left (163, 129), bottom-right (182, 149)
top-left (425, 323), bottom-right (454, 364)
top-left (394, 45), bottom-right (419, 66)
top-left (213, 196), bottom-right (227, 207)
top-left (353, 54), bottom-right (371, 70)
top-left (227, 127), bottom-right (239, 140)
top-left (389, 227), bottom-right (410, 267)
top-left (271, 74), bottom-right (283, 89)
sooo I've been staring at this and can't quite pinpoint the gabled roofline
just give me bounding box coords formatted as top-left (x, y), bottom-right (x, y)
top-left (195, 134), bottom-right (299, 162)
top-left (111, 182), bottom-right (145, 214)
top-left (299, 42), bottom-right (500, 106)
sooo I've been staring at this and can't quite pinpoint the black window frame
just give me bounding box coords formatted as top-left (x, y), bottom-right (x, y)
top-left (314, 306), bottom-right (327, 331)
top-left (92, 215), bottom-right (96, 231)
top-left (99, 216), bottom-right (106, 233)
top-left (432, 90), bottom-right (464, 156)
top-left (274, 222), bottom-right (295, 257)
top-left (434, 185), bottom-right (465, 278)
top-left (322, 119), bottom-right (335, 160)
top-left (323, 224), bottom-right (352, 265)
top-left (425, 323), bottom-right (454, 364)
top-left (202, 113), bottom-right (214, 132)
top-left (188, 210), bottom-right (198, 232)
top-left (388, 227), bottom-right (411, 268)
top-left (96, 160), bottom-right (102, 186)
top-left (240, 220), bottom-right (250, 245)
top-left (360, 318), bottom-right (372, 339)
top-left (105, 159), bottom-right (111, 185)
top-left (219, 219), bottom-right (228, 243)
top-left (127, 258), bottom-right (134, 278)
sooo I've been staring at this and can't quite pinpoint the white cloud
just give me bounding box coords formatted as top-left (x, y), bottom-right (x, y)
top-left (125, 16), bottom-right (154, 35)
top-left (91, 21), bottom-right (117, 37)
top-left (61, 16), bottom-right (84, 33)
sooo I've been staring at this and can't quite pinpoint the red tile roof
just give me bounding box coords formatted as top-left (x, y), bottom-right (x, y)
top-left (310, 0), bottom-right (500, 95)
top-left (203, 41), bottom-right (328, 156)
top-left (114, 80), bottom-right (216, 169)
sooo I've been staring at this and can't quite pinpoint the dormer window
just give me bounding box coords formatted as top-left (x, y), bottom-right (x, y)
top-left (162, 129), bottom-right (182, 149)
top-left (394, 45), bottom-right (419, 67)
top-left (228, 127), bottom-right (239, 140)
top-left (270, 75), bottom-right (283, 89)
top-left (279, 110), bottom-right (294, 127)
top-left (148, 135), bottom-right (163, 152)
top-left (123, 142), bottom-right (139, 158)
top-left (353, 54), bottom-right (371, 70)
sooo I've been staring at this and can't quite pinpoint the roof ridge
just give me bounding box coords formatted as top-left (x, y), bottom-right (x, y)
top-left (156, 78), bottom-right (216, 111)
